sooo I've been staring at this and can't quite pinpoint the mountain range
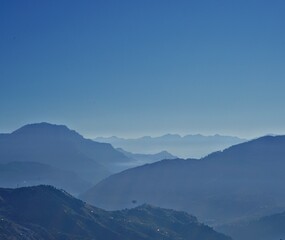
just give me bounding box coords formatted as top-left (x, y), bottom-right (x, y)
top-left (0, 123), bottom-right (181, 195)
top-left (0, 185), bottom-right (231, 240)
top-left (0, 123), bottom-right (133, 194)
top-left (3, 122), bottom-right (285, 239)
top-left (0, 122), bottom-right (129, 180)
top-left (81, 135), bottom-right (285, 226)
top-left (95, 134), bottom-right (246, 158)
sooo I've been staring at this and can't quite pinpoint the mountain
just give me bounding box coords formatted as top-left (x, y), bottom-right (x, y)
top-left (95, 134), bottom-right (246, 158)
top-left (0, 123), bottom-right (132, 186)
top-left (0, 161), bottom-right (91, 195)
top-left (81, 135), bottom-right (285, 226)
top-left (0, 185), bottom-right (231, 240)
top-left (116, 148), bottom-right (177, 167)
top-left (218, 210), bottom-right (285, 240)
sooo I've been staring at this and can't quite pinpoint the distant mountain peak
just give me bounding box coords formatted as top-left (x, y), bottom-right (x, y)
top-left (12, 122), bottom-right (82, 139)
top-left (0, 122), bottom-right (132, 188)
top-left (160, 133), bottom-right (182, 139)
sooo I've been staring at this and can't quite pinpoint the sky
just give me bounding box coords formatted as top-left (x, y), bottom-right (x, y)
top-left (0, 0), bottom-right (285, 139)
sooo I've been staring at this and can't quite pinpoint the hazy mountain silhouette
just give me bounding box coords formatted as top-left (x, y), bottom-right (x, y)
top-left (116, 148), bottom-right (177, 167)
top-left (0, 123), bottom-right (132, 188)
top-left (218, 210), bottom-right (285, 240)
top-left (81, 135), bottom-right (285, 226)
top-left (0, 161), bottom-right (91, 195)
top-left (0, 185), bottom-right (231, 240)
top-left (95, 134), bottom-right (246, 158)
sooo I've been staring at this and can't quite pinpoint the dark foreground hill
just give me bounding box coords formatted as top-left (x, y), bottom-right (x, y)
top-left (81, 135), bottom-right (285, 225)
top-left (0, 185), bottom-right (230, 240)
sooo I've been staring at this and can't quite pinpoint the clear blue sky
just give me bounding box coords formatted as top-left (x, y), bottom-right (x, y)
top-left (1, 0), bottom-right (284, 138)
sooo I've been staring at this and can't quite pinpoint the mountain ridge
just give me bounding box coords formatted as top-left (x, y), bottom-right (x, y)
top-left (95, 134), bottom-right (246, 158)
top-left (82, 135), bottom-right (285, 225)
top-left (0, 122), bottom-right (133, 195)
top-left (0, 185), bottom-right (231, 240)
top-left (116, 148), bottom-right (177, 166)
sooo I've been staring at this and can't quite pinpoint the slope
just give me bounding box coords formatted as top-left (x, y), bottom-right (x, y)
top-left (81, 136), bottom-right (285, 225)
top-left (0, 123), bottom-right (131, 184)
top-left (0, 185), bottom-right (231, 240)
top-left (217, 210), bottom-right (285, 240)
top-left (0, 161), bottom-right (91, 195)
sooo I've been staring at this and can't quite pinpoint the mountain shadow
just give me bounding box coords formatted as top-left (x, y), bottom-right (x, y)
top-left (217, 210), bottom-right (285, 240)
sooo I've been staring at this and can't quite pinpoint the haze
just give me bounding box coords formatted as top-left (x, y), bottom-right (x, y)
top-left (1, 0), bottom-right (285, 138)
